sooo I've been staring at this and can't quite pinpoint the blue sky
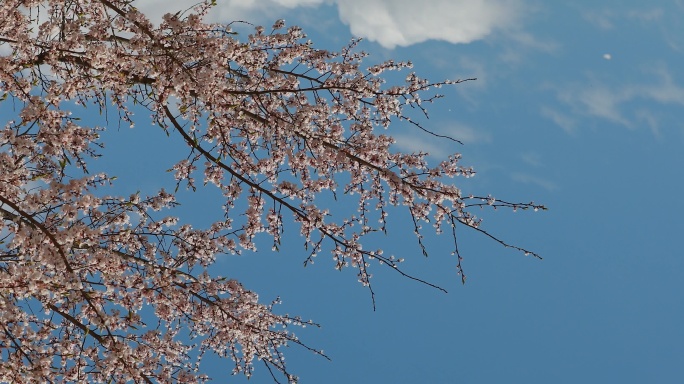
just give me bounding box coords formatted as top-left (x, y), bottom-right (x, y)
top-left (97, 1), bottom-right (684, 382)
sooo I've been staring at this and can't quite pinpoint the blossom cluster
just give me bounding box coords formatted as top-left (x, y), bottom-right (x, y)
top-left (0, 0), bottom-right (544, 382)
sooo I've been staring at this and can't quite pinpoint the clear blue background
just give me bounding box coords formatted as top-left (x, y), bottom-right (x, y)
top-left (92, 1), bottom-right (684, 382)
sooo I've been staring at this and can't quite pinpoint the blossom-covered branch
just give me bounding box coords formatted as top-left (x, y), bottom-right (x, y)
top-left (0, 0), bottom-right (544, 382)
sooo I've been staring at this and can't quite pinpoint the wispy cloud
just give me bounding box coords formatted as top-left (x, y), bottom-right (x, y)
top-left (582, 6), bottom-right (664, 30)
top-left (582, 9), bottom-right (615, 30)
top-left (392, 122), bottom-right (490, 159)
top-left (626, 8), bottom-right (664, 22)
top-left (640, 66), bottom-right (684, 105)
top-left (446, 123), bottom-right (492, 144)
top-left (448, 56), bottom-right (490, 103)
top-left (392, 134), bottom-right (451, 159)
top-left (498, 29), bottom-right (558, 64)
top-left (546, 64), bottom-right (684, 132)
top-left (540, 106), bottom-right (576, 134)
top-left (510, 172), bottom-right (558, 191)
top-left (520, 152), bottom-right (544, 168)
top-left (570, 86), bottom-right (632, 127)
top-left (513, 154), bottom-right (557, 191)
top-left (634, 109), bottom-right (661, 137)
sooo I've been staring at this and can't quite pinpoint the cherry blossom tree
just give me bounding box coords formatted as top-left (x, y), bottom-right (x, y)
top-left (0, 0), bottom-right (545, 382)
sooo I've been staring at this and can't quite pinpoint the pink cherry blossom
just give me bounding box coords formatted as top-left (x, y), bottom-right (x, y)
top-left (0, 1), bottom-right (545, 382)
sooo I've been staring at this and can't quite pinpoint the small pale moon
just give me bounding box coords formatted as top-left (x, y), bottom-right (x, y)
top-left (603, 53), bottom-right (612, 60)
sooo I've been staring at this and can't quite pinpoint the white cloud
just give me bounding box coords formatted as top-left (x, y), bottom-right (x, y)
top-left (134, 0), bottom-right (525, 49)
top-left (334, 0), bottom-right (523, 48)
